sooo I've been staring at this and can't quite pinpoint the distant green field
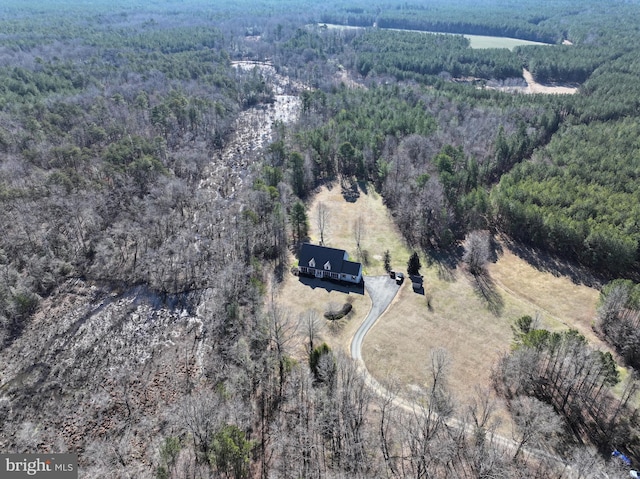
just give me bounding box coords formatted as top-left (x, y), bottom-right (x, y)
top-left (320, 23), bottom-right (551, 50)
top-left (461, 33), bottom-right (550, 50)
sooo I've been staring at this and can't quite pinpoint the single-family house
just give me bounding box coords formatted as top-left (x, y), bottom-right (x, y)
top-left (298, 243), bottom-right (363, 284)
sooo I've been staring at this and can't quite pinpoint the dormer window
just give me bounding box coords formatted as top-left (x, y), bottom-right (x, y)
top-left (298, 244), bottom-right (362, 285)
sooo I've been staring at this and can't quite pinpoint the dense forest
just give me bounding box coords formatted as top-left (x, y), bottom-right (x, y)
top-left (1, 0), bottom-right (640, 477)
top-left (352, 30), bottom-right (523, 81)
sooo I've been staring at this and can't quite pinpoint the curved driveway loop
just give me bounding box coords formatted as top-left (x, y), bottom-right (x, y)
top-left (350, 275), bottom-right (567, 468)
top-left (351, 275), bottom-right (400, 361)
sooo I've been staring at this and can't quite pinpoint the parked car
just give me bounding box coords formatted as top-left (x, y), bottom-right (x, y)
top-left (395, 272), bottom-right (405, 284)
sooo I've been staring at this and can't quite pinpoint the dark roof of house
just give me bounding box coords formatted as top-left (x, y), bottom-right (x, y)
top-left (342, 260), bottom-right (361, 276)
top-left (299, 243), bottom-right (362, 276)
top-left (299, 243), bottom-right (345, 267)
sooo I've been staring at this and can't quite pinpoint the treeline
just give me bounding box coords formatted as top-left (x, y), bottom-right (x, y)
top-left (319, 9), bottom-right (376, 27)
top-left (287, 83), bottom-right (560, 249)
top-left (517, 44), bottom-right (622, 84)
top-left (375, 13), bottom-right (559, 45)
top-left (493, 119), bottom-right (640, 275)
top-left (139, 322), bottom-right (635, 478)
top-left (295, 86), bottom-right (437, 185)
top-left (353, 30), bottom-right (523, 82)
top-left (575, 49), bottom-right (640, 123)
top-left (482, 15), bottom-right (640, 279)
top-left (266, 343), bottom-right (610, 478)
top-left (318, 0), bottom-right (640, 48)
top-left (597, 280), bottom-right (640, 370)
top-left (494, 320), bottom-right (640, 460)
top-left (318, 0), bottom-right (584, 43)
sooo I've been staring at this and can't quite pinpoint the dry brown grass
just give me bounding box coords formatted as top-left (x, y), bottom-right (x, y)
top-left (363, 245), bottom-right (604, 433)
top-left (307, 183), bottom-right (413, 275)
top-left (273, 258), bottom-right (371, 357)
top-left (277, 182), bottom-right (610, 429)
top-left (364, 245), bottom-right (603, 380)
top-left (489, 247), bottom-right (601, 339)
top-left (364, 264), bottom-right (517, 401)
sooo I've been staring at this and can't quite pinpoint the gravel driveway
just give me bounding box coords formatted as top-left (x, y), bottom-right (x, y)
top-left (350, 275), bottom-right (400, 361)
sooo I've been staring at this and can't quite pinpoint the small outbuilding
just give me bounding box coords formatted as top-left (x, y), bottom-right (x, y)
top-left (410, 275), bottom-right (424, 294)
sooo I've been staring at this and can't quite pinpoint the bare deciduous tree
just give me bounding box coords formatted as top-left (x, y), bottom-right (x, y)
top-left (178, 391), bottom-right (225, 462)
top-left (300, 309), bottom-right (322, 357)
top-left (510, 395), bottom-right (563, 459)
top-left (353, 215), bottom-right (364, 256)
top-left (463, 230), bottom-right (491, 276)
top-left (597, 282), bottom-right (629, 331)
top-left (468, 385), bottom-right (501, 434)
top-left (377, 376), bottom-right (401, 477)
top-left (316, 202), bottom-right (329, 246)
top-left (429, 347), bottom-right (452, 416)
top-left (393, 347), bottom-right (456, 478)
top-left (267, 303), bottom-right (298, 400)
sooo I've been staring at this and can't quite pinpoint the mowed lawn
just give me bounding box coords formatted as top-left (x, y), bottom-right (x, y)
top-left (273, 258), bottom-right (372, 356)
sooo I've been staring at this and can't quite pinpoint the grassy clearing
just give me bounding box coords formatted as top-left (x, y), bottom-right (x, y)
top-left (278, 181), bottom-right (610, 426)
top-left (464, 34), bottom-right (550, 50)
top-left (488, 247), bottom-right (602, 346)
top-left (272, 257), bottom-right (371, 357)
top-left (362, 242), bottom-right (611, 430)
top-left (321, 23), bottom-right (551, 50)
top-left (362, 247), bottom-right (605, 432)
top-left (363, 263), bottom-right (519, 401)
top-left (307, 183), bottom-right (413, 276)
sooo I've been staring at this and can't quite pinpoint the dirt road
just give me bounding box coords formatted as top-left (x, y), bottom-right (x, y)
top-left (522, 68), bottom-right (578, 94)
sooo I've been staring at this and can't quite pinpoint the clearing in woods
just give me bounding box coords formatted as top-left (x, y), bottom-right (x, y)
top-left (362, 243), bottom-right (601, 406)
top-left (307, 183), bottom-right (413, 276)
top-left (275, 183), bottom-right (411, 355)
top-left (277, 183), bottom-right (603, 420)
